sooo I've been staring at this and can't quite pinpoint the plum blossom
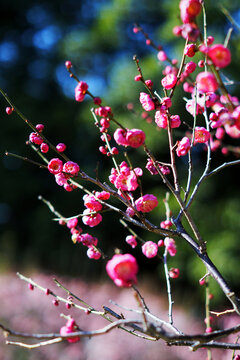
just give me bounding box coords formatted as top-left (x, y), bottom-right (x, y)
top-left (135, 194), bottom-right (158, 213)
top-left (48, 158), bottom-right (63, 175)
top-left (125, 235), bottom-right (137, 248)
top-left (164, 237), bottom-right (177, 256)
top-left (106, 253), bottom-right (138, 287)
top-left (63, 161), bottom-right (80, 175)
top-left (142, 241), bottom-right (158, 258)
top-left (176, 137), bottom-right (191, 156)
top-left (75, 81), bottom-right (88, 102)
top-left (161, 74), bottom-right (177, 90)
top-left (139, 92), bottom-right (155, 111)
top-left (109, 161), bottom-right (141, 192)
top-left (196, 72), bottom-right (218, 93)
top-left (114, 128), bottom-right (146, 148)
top-left (83, 194), bottom-right (102, 212)
top-left (208, 44), bottom-right (231, 68)
top-left (126, 129), bottom-right (145, 148)
top-left (60, 318), bottom-right (80, 343)
top-left (87, 246), bottom-right (101, 260)
top-left (194, 127), bottom-right (210, 143)
top-left (169, 268), bottom-right (180, 279)
top-left (82, 209), bottom-right (102, 227)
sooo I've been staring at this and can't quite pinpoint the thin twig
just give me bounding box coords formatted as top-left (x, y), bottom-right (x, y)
top-left (163, 248), bottom-right (174, 325)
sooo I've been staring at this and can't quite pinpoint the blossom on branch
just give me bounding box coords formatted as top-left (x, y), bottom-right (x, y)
top-left (106, 253), bottom-right (138, 287)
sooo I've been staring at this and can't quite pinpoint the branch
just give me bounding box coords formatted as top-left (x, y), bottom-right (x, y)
top-left (175, 221), bottom-right (240, 315)
top-left (163, 248), bottom-right (174, 325)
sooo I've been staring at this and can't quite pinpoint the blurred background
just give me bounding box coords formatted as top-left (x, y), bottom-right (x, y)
top-left (0, 0), bottom-right (240, 358)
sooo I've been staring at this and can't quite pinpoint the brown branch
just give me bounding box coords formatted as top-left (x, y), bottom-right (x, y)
top-left (175, 221), bottom-right (240, 315)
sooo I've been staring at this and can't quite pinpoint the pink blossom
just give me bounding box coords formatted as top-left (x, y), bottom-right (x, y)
top-left (135, 194), bottom-right (158, 213)
top-left (67, 218), bottom-right (78, 229)
top-left (208, 44), bottom-right (231, 68)
top-left (194, 127), bottom-right (210, 143)
top-left (161, 97), bottom-right (172, 108)
top-left (198, 60), bottom-right (205, 68)
top-left (205, 92), bottom-right (218, 107)
top-left (95, 106), bottom-right (112, 117)
top-left (163, 65), bottom-right (177, 76)
top-left (113, 128), bottom-right (129, 147)
top-left (83, 194), bottom-right (102, 212)
top-left (158, 239), bottom-right (164, 247)
top-left (181, 23), bottom-right (200, 41)
top-left (145, 79), bottom-right (153, 88)
top-left (225, 124), bottom-right (240, 139)
top-left (55, 172), bottom-right (70, 186)
top-left (183, 82), bottom-right (194, 93)
top-left (207, 36), bottom-right (215, 45)
top-left (126, 129), bottom-right (146, 148)
top-left (210, 139), bottom-right (221, 151)
top-left (114, 171), bottom-right (138, 192)
top-left (186, 100), bottom-right (204, 116)
top-left (160, 165), bottom-right (171, 175)
top-left (75, 81), bottom-right (88, 102)
top-left (173, 25), bottom-right (182, 36)
top-left (176, 137), bottom-right (191, 157)
top-left (93, 96), bottom-right (102, 105)
top-left (29, 132), bottom-right (43, 145)
top-left (79, 233), bottom-right (98, 247)
top-left (63, 161), bottom-right (80, 175)
top-left (48, 158), bottom-right (63, 174)
top-left (99, 146), bottom-right (107, 154)
top-left (164, 237), bottom-right (177, 256)
top-left (87, 246), bottom-right (101, 260)
top-left (133, 167), bottom-right (143, 177)
top-left (40, 143), bottom-right (49, 153)
top-left (160, 220), bottom-right (173, 229)
top-left (184, 44), bottom-right (197, 57)
top-left (170, 115), bottom-right (181, 128)
top-left (125, 207), bottom-right (135, 217)
top-left (179, 0), bottom-right (201, 24)
top-left (205, 327), bottom-right (213, 333)
top-left (161, 74), bottom-right (177, 90)
top-left (199, 44), bottom-right (209, 54)
top-left (169, 268), bottom-right (180, 279)
top-left (155, 111), bottom-right (168, 128)
top-left (82, 210), bottom-right (102, 227)
top-left (100, 118), bottom-right (110, 129)
top-left (157, 51), bottom-right (167, 62)
top-left (95, 191), bottom-right (110, 200)
top-left (60, 318), bottom-right (80, 343)
top-left (71, 233), bottom-right (81, 244)
top-left (196, 72), bottom-right (218, 93)
top-left (215, 127), bottom-right (225, 140)
top-left (109, 168), bottom-right (118, 184)
top-left (139, 92), bottom-right (155, 111)
top-left (56, 143), bottom-right (66, 152)
top-left (111, 162), bottom-right (140, 193)
top-left (106, 253), bottom-right (138, 287)
top-left (134, 74), bottom-right (142, 81)
top-left (146, 158), bottom-right (159, 175)
top-left (6, 106), bottom-right (13, 115)
top-left (64, 184), bottom-right (73, 192)
top-left (65, 60), bottom-right (72, 69)
top-left (142, 241), bottom-right (158, 258)
top-left (125, 235), bottom-right (137, 248)
top-left (36, 123), bottom-right (44, 132)
top-left (184, 61), bottom-right (197, 74)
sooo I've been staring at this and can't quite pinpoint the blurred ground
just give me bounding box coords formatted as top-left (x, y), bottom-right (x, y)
top-left (0, 272), bottom-right (239, 360)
